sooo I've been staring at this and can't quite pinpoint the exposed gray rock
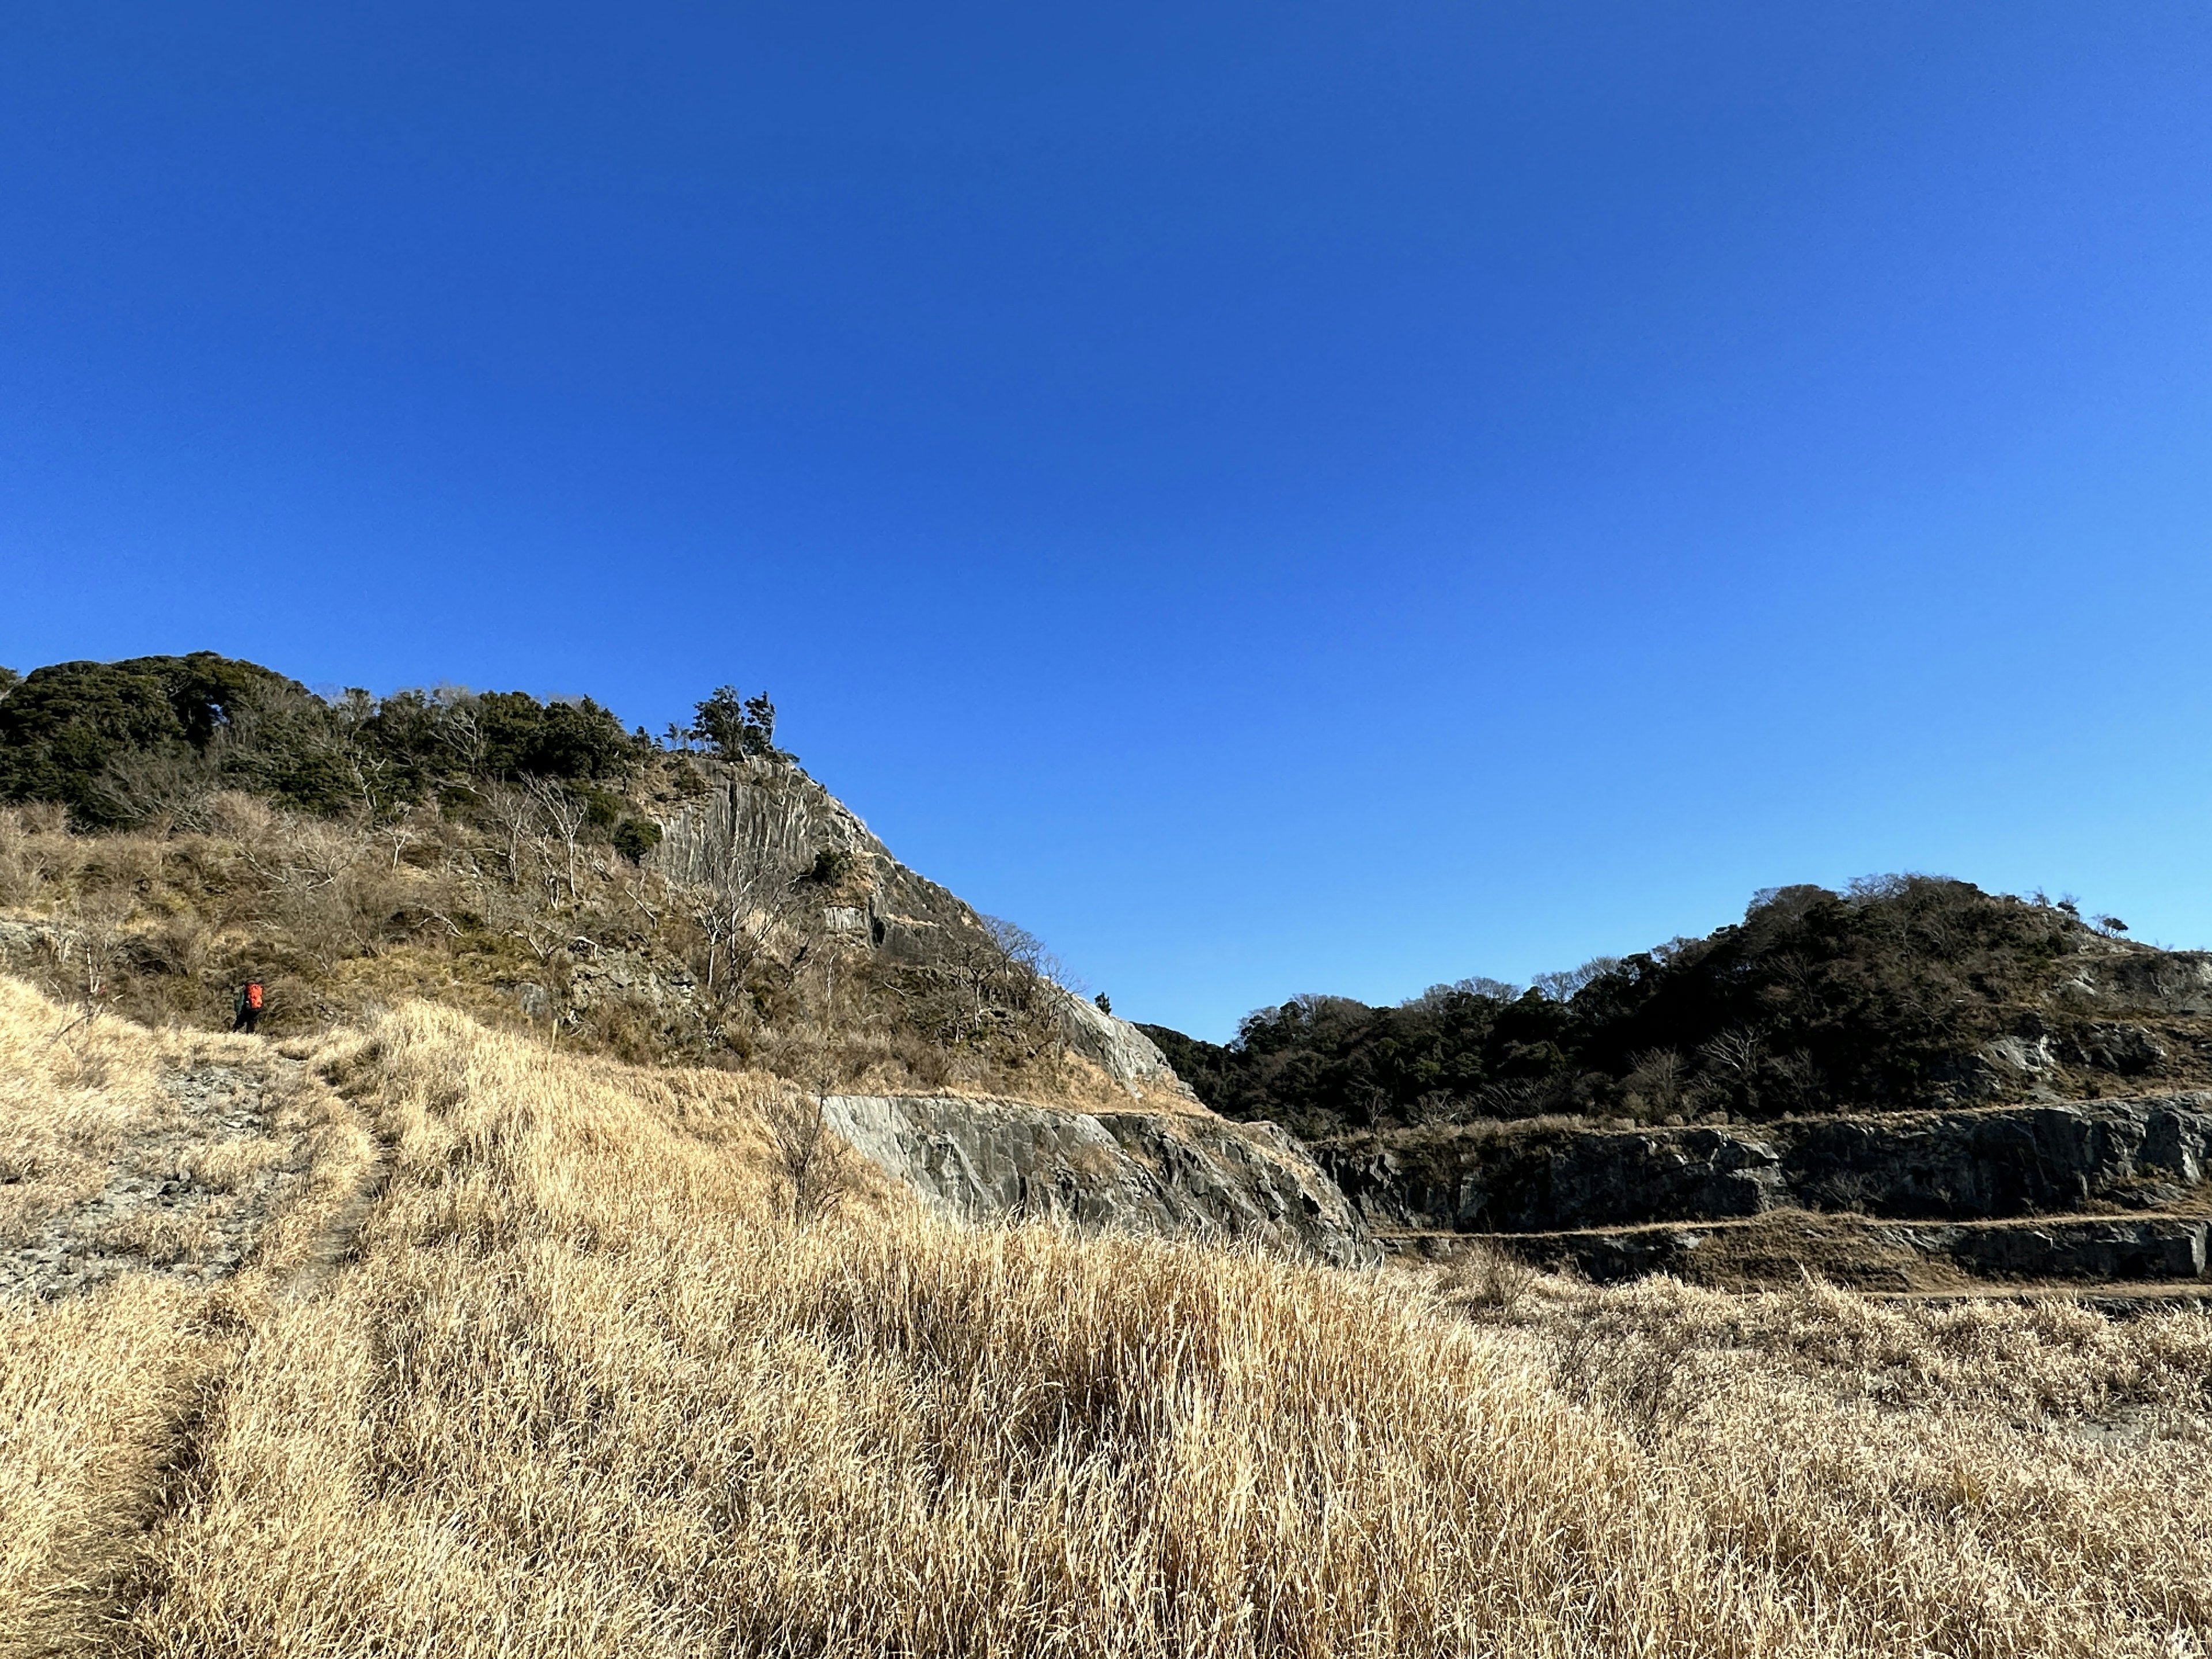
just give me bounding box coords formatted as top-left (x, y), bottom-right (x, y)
top-left (1051, 987), bottom-right (1200, 1102)
top-left (1323, 1094), bottom-right (2212, 1233)
top-left (1, 1062), bottom-right (309, 1301)
top-left (2070, 948), bottom-right (2212, 1015)
top-left (1896, 1217), bottom-right (2208, 1282)
top-left (1979, 1033), bottom-right (2058, 1076)
top-left (563, 945), bottom-right (699, 1016)
top-left (2069, 1022), bottom-right (2168, 1075)
top-left (0, 918), bottom-right (51, 967)
top-left (1327, 1126), bottom-right (1787, 1233)
top-left (649, 756), bottom-right (987, 967)
top-left (1391, 1215), bottom-right (2211, 1286)
top-left (824, 1093), bottom-right (1377, 1267)
top-left (652, 756), bottom-right (1203, 1102)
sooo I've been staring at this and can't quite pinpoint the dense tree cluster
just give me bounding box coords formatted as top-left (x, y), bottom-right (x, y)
top-left (1143, 877), bottom-right (2099, 1138)
top-left (0, 653), bottom-right (779, 831)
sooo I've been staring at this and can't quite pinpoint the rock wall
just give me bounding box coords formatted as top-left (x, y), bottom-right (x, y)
top-left (1324, 1094), bottom-right (2212, 1233)
top-left (649, 757), bottom-right (1201, 1100)
top-left (1405, 1214), bottom-right (2210, 1287)
top-left (824, 1092), bottom-right (1378, 1267)
top-left (650, 756), bottom-right (985, 967)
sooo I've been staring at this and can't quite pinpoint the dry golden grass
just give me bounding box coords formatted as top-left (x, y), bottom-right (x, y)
top-left (0, 978), bottom-right (171, 1245)
top-left (3, 980), bottom-right (2209, 1657)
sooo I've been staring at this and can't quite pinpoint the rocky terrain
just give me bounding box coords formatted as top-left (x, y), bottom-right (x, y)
top-left (10, 651), bottom-right (2212, 1299)
top-left (1, 1062), bottom-right (302, 1299)
top-left (825, 1092), bottom-right (1376, 1267)
top-left (1334, 1095), bottom-right (2212, 1290)
top-left (647, 755), bottom-right (1199, 1103)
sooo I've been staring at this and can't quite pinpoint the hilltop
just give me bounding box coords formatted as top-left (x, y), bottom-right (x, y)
top-left (0, 650), bottom-right (1363, 1263)
top-left (1143, 882), bottom-right (2212, 1295)
top-left (0, 651), bottom-right (1146, 1099)
top-left (1144, 876), bottom-right (2209, 1138)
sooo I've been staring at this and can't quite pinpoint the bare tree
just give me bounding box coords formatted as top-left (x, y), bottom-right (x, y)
top-left (478, 784), bottom-right (541, 885)
top-left (1699, 1028), bottom-right (1765, 1113)
top-left (47, 888), bottom-right (134, 1013)
top-left (1625, 1048), bottom-right (1687, 1118)
top-left (524, 777), bottom-right (590, 901)
top-left (689, 869), bottom-right (780, 999)
top-left (767, 1090), bottom-right (849, 1225)
top-left (431, 690), bottom-right (486, 773)
top-left (1532, 957), bottom-right (1622, 1003)
top-left (769, 940), bottom-right (853, 1225)
top-left (92, 746), bottom-right (220, 828)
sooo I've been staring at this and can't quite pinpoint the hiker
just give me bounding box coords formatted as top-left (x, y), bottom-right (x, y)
top-left (232, 979), bottom-right (264, 1035)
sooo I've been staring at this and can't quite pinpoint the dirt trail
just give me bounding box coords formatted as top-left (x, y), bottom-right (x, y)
top-left (2, 1045), bottom-right (387, 1304)
top-left (3, 1059), bottom-right (300, 1301)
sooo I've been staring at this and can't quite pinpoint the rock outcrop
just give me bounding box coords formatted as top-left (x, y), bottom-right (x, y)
top-left (1399, 1213), bottom-right (2211, 1287)
top-left (649, 757), bottom-right (1200, 1101)
top-left (1324, 1094), bottom-right (2212, 1234)
top-left (652, 756), bottom-right (986, 968)
top-left (825, 1093), bottom-right (1378, 1267)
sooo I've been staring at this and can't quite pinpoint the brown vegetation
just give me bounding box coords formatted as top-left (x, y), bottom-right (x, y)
top-left (0, 790), bottom-right (1119, 1111)
top-left (4, 977), bottom-right (2209, 1657)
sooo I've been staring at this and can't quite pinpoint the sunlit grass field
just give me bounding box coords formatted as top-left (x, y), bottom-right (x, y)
top-left (4, 976), bottom-right (2209, 1658)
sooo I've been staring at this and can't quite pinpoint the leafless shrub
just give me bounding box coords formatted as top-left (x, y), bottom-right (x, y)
top-left (1550, 1301), bottom-right (1700, 1446)
top-left (524, 776), bottom-right (590, 900)
top-left (1437, 1242), bottom-right (1537, 1319)
top-left (1409, 1089), bottom-right (1463, 1127)
top-left (90, 745), bottom-right (221, 829)
top-left (1699, 1027), bottom-right (1765, 1113)
top-left (199, 790), bottom-right (278, 842)
top-left (767, 1089), bottom-right (850, 1225)
top-left (1532, 956), bottom-right (1620, 1002)
top-left (1623, 1048), bottom-right (1685, 1118)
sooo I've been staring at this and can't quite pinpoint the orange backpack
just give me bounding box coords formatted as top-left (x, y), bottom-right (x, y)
top-left (245, 982), bottom-right (263, 1010)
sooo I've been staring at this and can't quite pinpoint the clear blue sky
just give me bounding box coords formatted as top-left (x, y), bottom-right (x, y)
top-left (5, 3), bottom-right (2211, 1038)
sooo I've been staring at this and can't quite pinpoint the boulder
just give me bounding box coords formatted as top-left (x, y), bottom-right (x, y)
top-left (824, 1093), bottom-right (1378, 1267)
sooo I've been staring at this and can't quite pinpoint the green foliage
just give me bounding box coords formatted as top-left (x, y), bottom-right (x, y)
top-left (1149, 877), bottom-right (2097, 1135)
top-left (0, 653), bottom-right (646, 826)
top-left (690, 686), bottom-right (778, 759)
top-left (581, 787), bottom-right (624, 832)
top-left (611, 817), bottom-right (664, 863)
top-left (0, 653), bottom-right (316, 825)
top-left (808, 846), bottom-right (854, 885)
top-left (1094, 991), bottom-right (1111, 1014)
top-left (0, 666), bottom-right (19, 698)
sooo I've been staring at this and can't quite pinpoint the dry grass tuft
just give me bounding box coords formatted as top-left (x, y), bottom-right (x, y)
top-left (2, 979), bottom-right (2209, 1657)
top-left (0, 978), bottom-right (170, 1246)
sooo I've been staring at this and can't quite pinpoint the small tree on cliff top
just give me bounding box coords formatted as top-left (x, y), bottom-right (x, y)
top-left (690, 687), bottom-right (777, 758)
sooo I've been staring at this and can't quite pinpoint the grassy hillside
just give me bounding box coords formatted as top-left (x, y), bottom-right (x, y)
top-left (0, 652), bottom-right (1136, 1111)
top-left (1146, 876), bottom-right (2194, 1138)
top-left (5, 975), bottom-right (2210, 1657)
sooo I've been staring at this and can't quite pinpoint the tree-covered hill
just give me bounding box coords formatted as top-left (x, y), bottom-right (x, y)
top-left (1143, 877), bottom-right (2196, 1137)
top-left (0, 652), bottom-right (649, 826)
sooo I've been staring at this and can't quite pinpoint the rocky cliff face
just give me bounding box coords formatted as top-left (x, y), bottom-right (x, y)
top-left (649, 761), bottom-right (1376, 1259)
top-left (825, 1093), bottom-right (1378, 1267)
top-left (652, 756), bottom-right (982, 968)
top-left (1323, 1095), bottom-right (2212, 1235)
top-left (649, 757), bottom-right (1198, 1101)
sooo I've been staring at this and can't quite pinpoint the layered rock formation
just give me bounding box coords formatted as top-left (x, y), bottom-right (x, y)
top-left (1323, 1095), bottom-right (2212, 1234)
top-left (1335, 1095), bottom-right (2212, 1287)
top-left (649, 760), bottom-right (1377, 1256)
top-left (649, 757), bottom-right (1196, 1101)
top-left (825, 1093), bottom-right (1377, 1267)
